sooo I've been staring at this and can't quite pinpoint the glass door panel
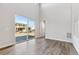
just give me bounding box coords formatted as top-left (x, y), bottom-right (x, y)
top-left (28, 19), bottom-right (35, 39)
top-left (15, 15), bottom-right (28, 44)
top-left (15, 15), bottom-right (35, 44)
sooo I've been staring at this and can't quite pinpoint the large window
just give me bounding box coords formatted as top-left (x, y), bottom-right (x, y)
top-left (15, 15), bottom-right (35, 44)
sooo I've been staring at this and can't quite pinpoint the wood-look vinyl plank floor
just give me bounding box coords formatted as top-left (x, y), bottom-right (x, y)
top-left (0, 38), bottom-right (78, 55)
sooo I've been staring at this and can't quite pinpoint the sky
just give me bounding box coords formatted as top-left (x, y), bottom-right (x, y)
top-left (15, 15), bottom-right (35, 29)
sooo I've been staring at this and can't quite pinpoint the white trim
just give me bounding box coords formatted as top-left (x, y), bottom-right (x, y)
top-left (45, 37), bottom-right (72, 43)
top-left (72, 36), bottom-right (79, 54)
top-left (0, 42), bottom-right (15, 49)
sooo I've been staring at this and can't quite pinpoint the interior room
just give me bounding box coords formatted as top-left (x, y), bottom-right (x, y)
top-left (0, 3), bottom-right (79, 55)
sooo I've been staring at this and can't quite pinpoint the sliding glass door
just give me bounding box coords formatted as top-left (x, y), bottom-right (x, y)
top-left (15, 15), bottom-right (35, 44)
top-left (28, 19), bottom-right (35, 39)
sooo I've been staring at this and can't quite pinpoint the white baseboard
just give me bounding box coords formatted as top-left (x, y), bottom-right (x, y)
top-left (72, 36), bottom-right (79, 54)
top-left (36, 36), bottom-right (45, 39)
top-left (0, 42), bottom-right (16, 49)
top-left (45, 37), bottom-right (72, 43)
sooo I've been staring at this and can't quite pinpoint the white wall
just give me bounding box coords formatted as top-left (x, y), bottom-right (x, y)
top-left (0, 3), bottom-right (40, 48)
top-left (39, 20), bottom-right (45, 37)
top-left (41, 3), bottom-right (72, 42)
top-left (72, 4), bottom-right (79, 54)
top-left (39, 4), bottom-right (45, 37)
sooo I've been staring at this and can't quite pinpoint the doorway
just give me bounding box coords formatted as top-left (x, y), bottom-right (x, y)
top-left (15, 15), bottom-right (35, 44)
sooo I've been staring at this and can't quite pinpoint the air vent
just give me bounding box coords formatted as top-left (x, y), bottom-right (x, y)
top-left (66, 33), bottom-right (72, 39)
